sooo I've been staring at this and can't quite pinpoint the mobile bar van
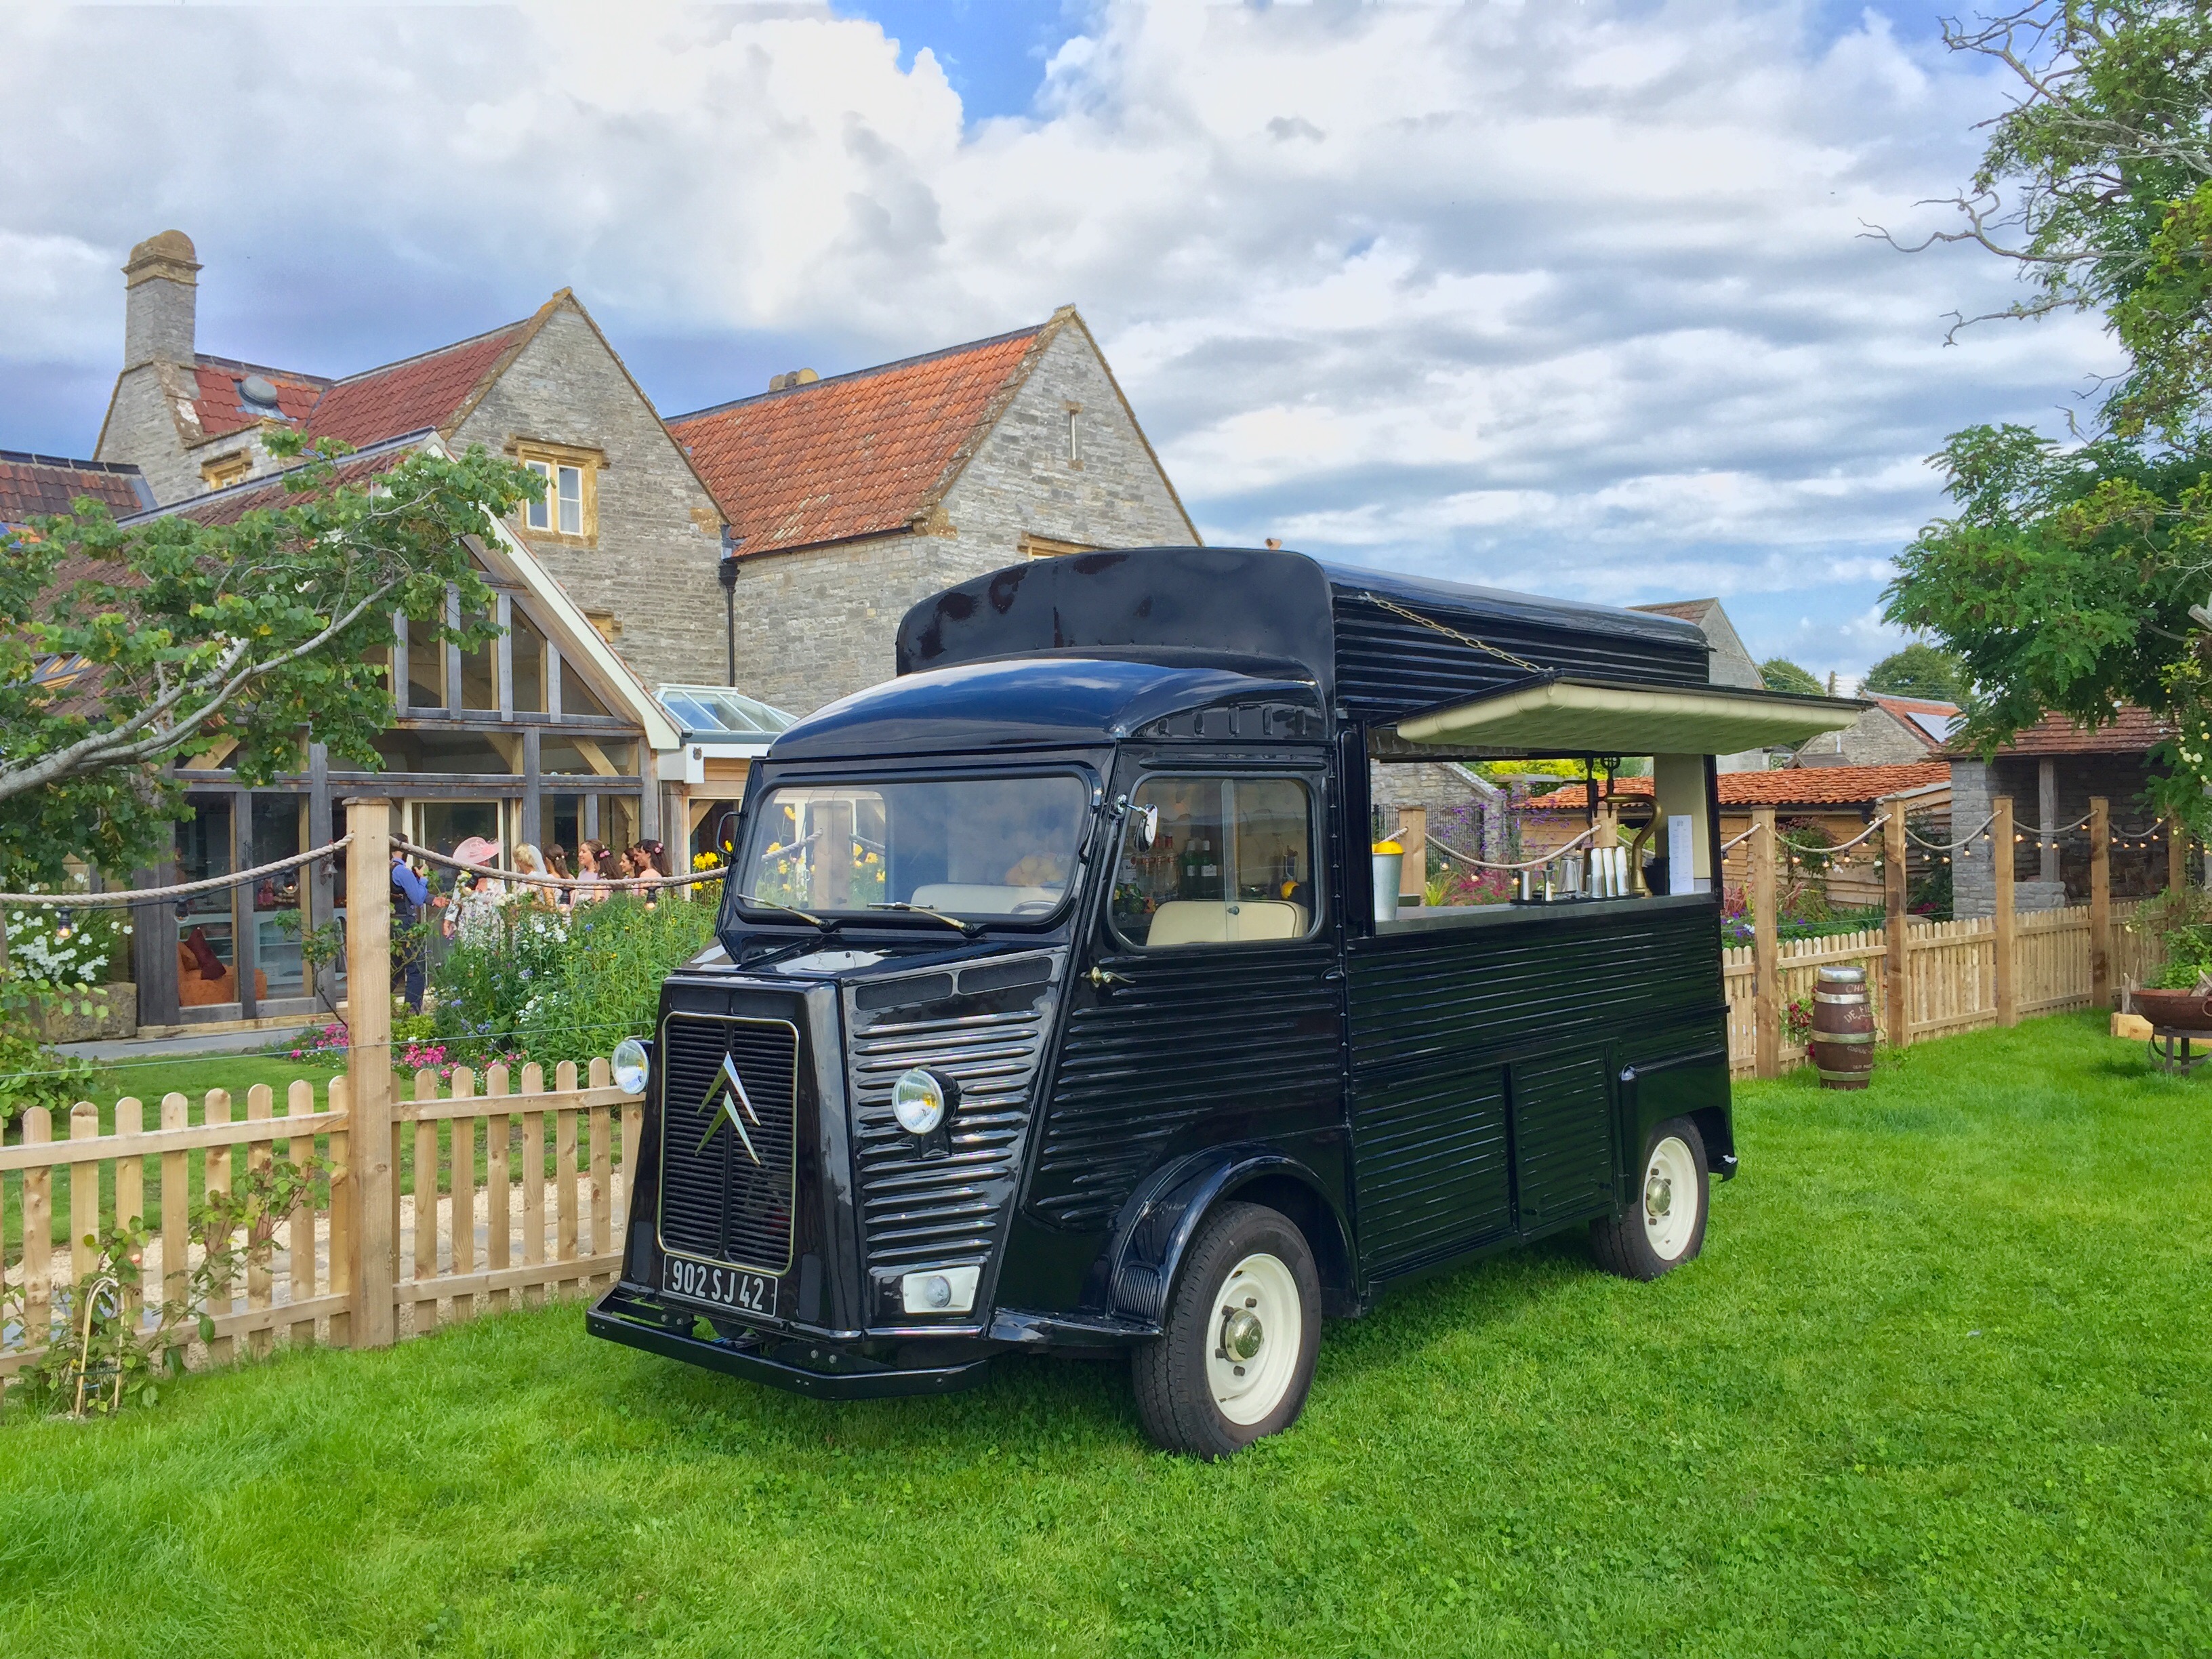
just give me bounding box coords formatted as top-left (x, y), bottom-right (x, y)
top-left (589, 548), bottom-right (1858, 1456)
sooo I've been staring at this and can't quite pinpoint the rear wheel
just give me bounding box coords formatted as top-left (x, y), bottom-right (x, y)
top-left (1590, 1116), bottom-right (1709, 1280)
top-left (1132, 1202), bottom-right (1320, 1459)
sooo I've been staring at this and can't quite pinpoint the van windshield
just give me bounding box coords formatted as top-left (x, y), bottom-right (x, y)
top-left (734, 775), bottom-right (1092, 920)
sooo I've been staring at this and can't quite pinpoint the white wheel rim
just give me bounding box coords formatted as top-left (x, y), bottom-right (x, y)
top-left (1206, 1252), bottom-right (1303, 1426)
top-left (1642, 1136), bottom-right (1699, 1261)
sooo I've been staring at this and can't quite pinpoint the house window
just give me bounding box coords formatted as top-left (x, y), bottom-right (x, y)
top-left (201, 452), bottom-right (251, 490)
top-left (515, 443), bottom-right (600, 544)
top-left (1066, 407), bottom-right (1081, 466)
top-left (1021, 533), bottom-right (1098, 560)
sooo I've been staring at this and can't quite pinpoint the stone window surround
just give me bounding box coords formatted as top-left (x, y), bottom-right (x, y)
top-left (200, 449), bottom-right (251, 489)
top-left (509, 438), bottom-right (605, 547)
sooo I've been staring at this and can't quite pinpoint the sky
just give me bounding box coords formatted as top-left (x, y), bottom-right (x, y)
top-left (0, 1), bottom-right (2114, 687)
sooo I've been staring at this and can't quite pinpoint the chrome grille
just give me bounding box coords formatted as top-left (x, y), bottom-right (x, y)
top-left (657, 1014), bottom-right (799, 1275)
top-left (849, 1000), bottom-right (1048, 1273)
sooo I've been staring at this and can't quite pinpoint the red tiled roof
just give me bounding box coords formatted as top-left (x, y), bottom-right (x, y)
top-left (184, 325), bottom-right (525, 449)
top-left (160, 442), bottom-right (419, 528)
top-left (667, 323), bottom-right (1048, 556)
top-left (1956, 705), bottom-right (2174, 756)
top-left (0, 451), bottom-right (150, 526)
top-left (1872, 695), bottom-right (1957, 718)
top-left (1530, 761), bottom-right (1950, 811)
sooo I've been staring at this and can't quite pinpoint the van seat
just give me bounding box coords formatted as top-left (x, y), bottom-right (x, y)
top-left (1145, 899), bottom-right (1308, 946)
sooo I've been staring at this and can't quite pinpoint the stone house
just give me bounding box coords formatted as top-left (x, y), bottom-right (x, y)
top-left (92, 230), bottom-right (730, 692)
top-left (667, 306), bottom-right (1200, 715)
top-left (1628, 598), bottom-right (1768, 773)
top-left (1794, 695), bottom-right (1956, 768)
top-left (1950, 707), bottom-right (2180, 918)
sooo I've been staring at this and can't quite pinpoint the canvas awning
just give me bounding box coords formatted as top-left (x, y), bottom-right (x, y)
top-left (1393, 674), bottom-right (1865, 756)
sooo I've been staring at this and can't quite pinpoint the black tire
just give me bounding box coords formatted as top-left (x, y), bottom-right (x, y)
top-left (1131, 1202), bottom-right (1321, 1459)
top-left (1590, 1115), bottom-right (1710, 1281)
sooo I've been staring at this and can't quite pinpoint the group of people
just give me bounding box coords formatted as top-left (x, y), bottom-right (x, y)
top-left (388, 836), bottom-right (670, 1010)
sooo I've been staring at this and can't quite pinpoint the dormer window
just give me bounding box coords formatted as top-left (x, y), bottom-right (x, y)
top-left (514, 441), bottom-right (600, 545)
top-left (201, 451), bottom-right (251, 489)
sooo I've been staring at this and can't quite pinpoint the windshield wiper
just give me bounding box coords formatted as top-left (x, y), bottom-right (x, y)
top-left (867, 901), bottom-right (985, 939)
top-left (729, 892), bottom-right (839, 932)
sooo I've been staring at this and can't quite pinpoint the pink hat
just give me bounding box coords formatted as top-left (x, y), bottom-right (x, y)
top-left (450, 836), bottom-right (501, 868)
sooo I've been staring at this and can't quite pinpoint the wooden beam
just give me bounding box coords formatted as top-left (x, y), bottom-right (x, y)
top-left (344, 798), bottom-right (396, 1349)
top-left (2090, 796), bottom-right (2111, 1009)
top-left (1993, 795), bottom-right (2015, 1027)
top-left (1753, 805), bottom-right (1779, 1079)
top-left (1883, 799), bottom-right (1910, 1048)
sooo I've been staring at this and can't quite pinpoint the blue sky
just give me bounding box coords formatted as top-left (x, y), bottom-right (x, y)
top-left (1, 2), bottom-right (2101, 688)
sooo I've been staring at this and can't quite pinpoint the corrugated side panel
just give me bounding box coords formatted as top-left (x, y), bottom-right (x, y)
top-left (1031, 943), bottom-right (1341, 1231)
top-left (659, 1015), bottom-right (800, 1274)
top-left (1330, 590), bottom-right (1710, 725)
top-left (1347, 902), bottom-right (1723, 1269)
top-left (1510, 1048), bottom-right (1614, 1230)
top-left (848, 996), bottom-right (1050, 1273)
top-left (1351, 1062), bottom-right (1511, 1273)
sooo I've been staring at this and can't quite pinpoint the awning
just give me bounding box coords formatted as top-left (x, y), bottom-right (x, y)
top-left (1393, 674), bottom-right (1866, 756)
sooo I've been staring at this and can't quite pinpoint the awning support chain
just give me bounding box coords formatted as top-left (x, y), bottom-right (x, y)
top-left (1358, 592), bottom-right (1542, 676)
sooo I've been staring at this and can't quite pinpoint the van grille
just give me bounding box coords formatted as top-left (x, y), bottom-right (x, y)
top-left (658, 1015), bottom-right (800, 1275)
top-left (849, 1002), bottom-right (1047, 1272)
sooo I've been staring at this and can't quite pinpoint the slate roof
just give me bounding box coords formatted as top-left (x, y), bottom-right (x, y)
top-left (1529, 761), bottom-right (1950, 811)
top-left (666, 321), bottom-right (1052, 556)
top-left (184, 325), bottom-right (527, 449)
top-left (0, 451), bottom-right (153, 527)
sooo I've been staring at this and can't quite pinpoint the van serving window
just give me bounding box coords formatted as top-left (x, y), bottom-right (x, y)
top-left (1110, 775), bottom-right (1317, 947)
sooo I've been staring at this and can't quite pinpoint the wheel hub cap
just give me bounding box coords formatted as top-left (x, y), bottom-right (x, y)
top-left (1222, 1307), bottom-right (1264, 1362)
top-left (1645, 1172), bottom-right (1673, 1221)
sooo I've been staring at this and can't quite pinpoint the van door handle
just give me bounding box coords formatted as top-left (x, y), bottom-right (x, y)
top-left (1087, 966), bottom-right (1133, 990)
top-left (1321, 967), bottom-right (1346, 983)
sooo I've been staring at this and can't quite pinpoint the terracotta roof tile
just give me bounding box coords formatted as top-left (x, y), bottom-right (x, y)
top-left (184, 325), bottom-right (524, 450)
top-left (667, 324), bottom-right (1046, 556)
top-left (138, 439), bottom-right (422, 529)
top-left (0, 452), bottom-right (150, 527)
top-left (1530, 761), bottom-right (1950, 811)
top-left (1953, 705), bottom-right (2175, 756)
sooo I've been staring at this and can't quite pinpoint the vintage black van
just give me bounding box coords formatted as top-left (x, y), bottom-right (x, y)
top-left (589, 548), bottom-right (1856, 1457)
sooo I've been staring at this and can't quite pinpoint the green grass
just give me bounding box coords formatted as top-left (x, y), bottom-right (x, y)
top-left (1, 1012), bottom-right (2208, 1656)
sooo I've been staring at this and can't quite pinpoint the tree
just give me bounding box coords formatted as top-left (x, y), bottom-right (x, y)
top-left (0, 434), bottom-right (533, 883)
top-left (1881, 3), bottom-right (2212, 824)
top-left (1760, 657), bottom-right (1825, 697)
top-left (1862, 642), bottom-right (1965, 701)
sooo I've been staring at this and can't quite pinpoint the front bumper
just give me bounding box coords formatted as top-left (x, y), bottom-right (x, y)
top-left (588, 1285), bottom-right (998, 1400)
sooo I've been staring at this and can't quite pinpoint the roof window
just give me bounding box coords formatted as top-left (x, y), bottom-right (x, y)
top-left (236, 374), bottom-right (287, 417)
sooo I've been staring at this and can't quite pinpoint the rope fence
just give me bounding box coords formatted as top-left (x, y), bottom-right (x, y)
top-left (390, 838), bottom-right (728, 895)
top-left (0, 836), bottom-right (353, 907)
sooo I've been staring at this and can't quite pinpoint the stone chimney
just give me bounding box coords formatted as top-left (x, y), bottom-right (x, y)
top-left (121, 229), bottom-right (199, 367)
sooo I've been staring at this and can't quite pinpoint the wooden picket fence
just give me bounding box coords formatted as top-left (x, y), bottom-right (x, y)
top-left (1723, 900), bottom-right (2160, 1078)
top-left (0, 1058), bottom-right (641, 1391)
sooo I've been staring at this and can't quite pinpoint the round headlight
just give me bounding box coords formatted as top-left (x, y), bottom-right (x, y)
top-left (612, 1037), bottom-right (652, 1097)
top-left (891, 1067), bottom-right (949, 1135)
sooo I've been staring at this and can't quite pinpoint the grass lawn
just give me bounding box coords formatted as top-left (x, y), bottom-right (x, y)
top-left (1, 1011), bottom-right (2207, 1656)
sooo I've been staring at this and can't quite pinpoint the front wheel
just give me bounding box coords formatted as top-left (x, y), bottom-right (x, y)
top-left (1590, 1116), bottom-right (1710, 1280)
top-left (1132, 1202), bottom-right (1320, 1459)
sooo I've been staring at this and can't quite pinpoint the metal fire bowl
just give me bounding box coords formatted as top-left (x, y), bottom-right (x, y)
top-left (2129, 989), bottom-right (2212, 1031)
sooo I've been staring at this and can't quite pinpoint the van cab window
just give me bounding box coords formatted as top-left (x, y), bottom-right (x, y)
top-left (736, 775), bottom-right (1088, 919)
top-left (1110, 777), bottom-right (1317, 947)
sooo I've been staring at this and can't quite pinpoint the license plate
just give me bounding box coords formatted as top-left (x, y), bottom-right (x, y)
top-left (662, 1256), bottom-right (779, 1321)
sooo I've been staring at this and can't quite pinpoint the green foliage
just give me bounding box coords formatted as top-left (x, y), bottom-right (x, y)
top-left (2, 1015), bottom-right (2207, 1652)
top-left (430, 895), bottom-right (716, 1064)
top-left (1861, 642), bottom-right (1964, 702)
top-left (0, 432), bottom-right (537, 884)
top-left (0, 1024), bottom-right (94, 1133)
top-left (1759, 657), bottom-right (1824, 697)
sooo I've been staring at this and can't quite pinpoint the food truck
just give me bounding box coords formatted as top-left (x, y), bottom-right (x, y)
top-left (588, 548), bottom-right (1859, 1457)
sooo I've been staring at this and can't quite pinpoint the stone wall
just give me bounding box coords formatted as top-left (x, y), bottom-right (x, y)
top-left (96, 363), bottom-right (207, 506)
top-left (1951, 754), bottom-right (2172, 916)
top-left (722, 323), bottom-right (1199, 716)
top-left (457, 304), bottom-right (729, 695)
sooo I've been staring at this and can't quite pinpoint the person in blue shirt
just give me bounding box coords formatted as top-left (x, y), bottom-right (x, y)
top-left (391, 851), bottom-right (431, 1012)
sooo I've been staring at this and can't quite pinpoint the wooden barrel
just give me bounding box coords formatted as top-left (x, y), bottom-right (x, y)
top-left (1812, 965), bottom-right (1875, 1090)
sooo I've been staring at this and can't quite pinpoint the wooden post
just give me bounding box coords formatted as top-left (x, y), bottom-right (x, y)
top-left (344, 797), bottom-right (396, 1348)
top-left (203, 1088), bottom-right (233, 1366)
top-left (1993, 796), bottom-right (2016, 1027)
top-left (2168, 815), bottom-right (2188, 895)
top-left (1395, 805), bottom-right (1427, 903)
top-left (1752, 806), bottom-right (1779, 1078)
top-left (287, 1078), bottom-right (316, 1348)
top-left (2090, 797), bottom-right (2111, 1010)
top-left (159, 1093), bottom-right (188, 1315)
top-left (115, 1097), bottom-right (144, 1319)
top-left (68, 1101), bottom-right (99, 1284)
top-left (1883, 801), bottom-right (1910, 1048)
top-left (22, 1107), bottom-right (51, 1344)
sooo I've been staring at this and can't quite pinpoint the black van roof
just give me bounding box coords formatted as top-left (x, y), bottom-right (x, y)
top-left (896, 548), bottom-right (1709, 725)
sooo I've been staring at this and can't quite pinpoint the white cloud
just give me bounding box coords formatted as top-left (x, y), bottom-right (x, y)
top-left (0, 0), bottom-right (2111, 672)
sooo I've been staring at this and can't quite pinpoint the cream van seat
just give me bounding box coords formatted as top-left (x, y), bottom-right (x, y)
top-left (909, 883), bottom-right (1061, 914)
top-left (1145, 899), bottom-right (1309, 946)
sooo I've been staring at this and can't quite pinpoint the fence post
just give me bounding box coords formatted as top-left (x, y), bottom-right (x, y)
top-left (1883, 800), bottom-right (1910, 1048)
top-left (344, 797), bottom-right (396, 1349)
top-left (2090, 796), bottom-right (2111, 1009)
top-left (1752, 806), bottom-right (1779, 1078)
top-left (2168, 815), bottom-right (2188, 895)
top-left (1993, 796), bottom-right (2016, 1027)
